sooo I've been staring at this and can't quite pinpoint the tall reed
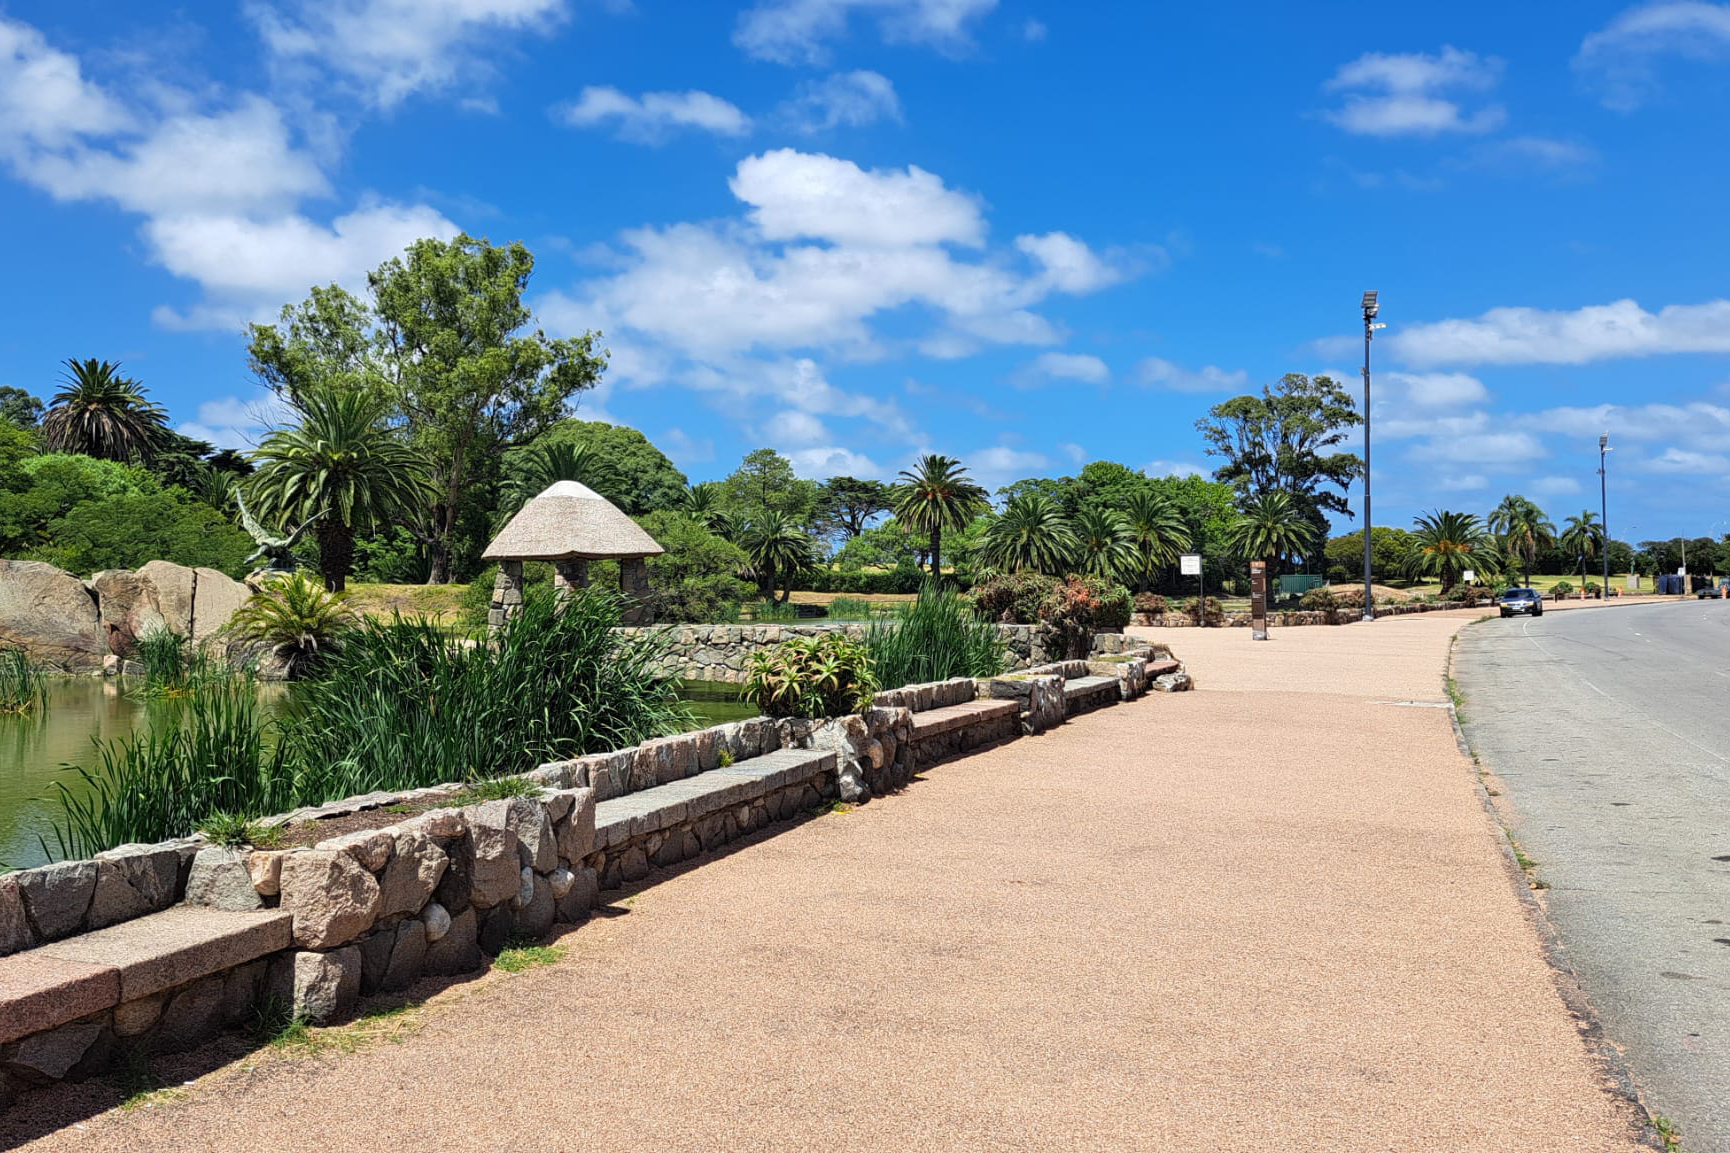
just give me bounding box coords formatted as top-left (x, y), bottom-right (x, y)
top-left (0, 648), bottom-right (47, 715)
top-left (47, 679), bottom-right (292, 859)
top-left (865, 580), bottom-right (1007, 690)
top-left (133, 628), bottom-right (228, 697)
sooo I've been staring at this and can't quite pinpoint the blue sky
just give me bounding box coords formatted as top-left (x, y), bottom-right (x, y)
top-left (2, 1), bottom-right (1728, 539)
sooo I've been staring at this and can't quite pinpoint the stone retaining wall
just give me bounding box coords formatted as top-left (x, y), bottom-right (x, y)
top-left (1136, 600), bottom-right (1475, 628)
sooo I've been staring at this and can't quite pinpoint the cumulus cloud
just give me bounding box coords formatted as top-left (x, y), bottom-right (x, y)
top-left (734, 0), bottom-right (998, 65)
top-left (1575, 1), bottom-right (1730, 110)
top-left (176, 392), bottom-right (295, 450)
top-left (778, 70), bottom-right (901, 133)
top-left (1389, 298), bottom-right (1730, 366)
top-left (786, 445), bottom-right (884, 478)
top-left (732, 148), bottom-right (984, 248)
top-left (1144, 459), bottom-right (1206, 478)
top-left (1323, 46), bottom-right (1505, 137)
top-left (1014, 351), bottom-right (1108, 389)
top-left (1409, 431), bottom-right (1546, 464)
top-left (1136, 357), bottom-right (1248, 393)
top-left (1383, 371), bottom-right (1488, 408)
top-left (968, 445), bottom-right (1050, 490)
top-left (1531, 475), bottom-right (1583, 496)
top-left (1641, 446), bottom-right (1730, 474)
top-left (556, 86), bottom-right (751, 142)
top-left (251, 0), bottom-right (570, 108)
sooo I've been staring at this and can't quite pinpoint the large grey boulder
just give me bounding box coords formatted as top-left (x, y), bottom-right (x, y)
top-left (278, 850), bottom-right (382, 948)
top-left (183, 847), bottom-right (263, 912)
top-left (90, 569), bottom-right (168, 656)
top-left (0, 560), bottom-right (105, 671)
top-left (136, 560), bottom-right (196, 636)
top-left (89, 843), bottom-right (182, 929)
top-left (465, 803), bottom-right (523, 909)
top-left (15, 860), bottom-right (96, 941)
top-left (191, 567), bottom-right (249, 645)
top-left (0, 875), bottom-right (32, 956)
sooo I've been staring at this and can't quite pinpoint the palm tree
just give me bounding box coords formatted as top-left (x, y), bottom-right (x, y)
top-left (741, 511), bottom-right (814, 603)
top-left (1559, 510), bottom-right (1602, 596)
top-left (499, 441), bottom-right (616, 524)
top-left (1072, 507), bottom-right (1137, 581)
top-left (227, 572), bottom-right (357, 680)
top-left (679, 481), bottom-right (736, 539)
top-left (40, 358), bottom-right (169, 462)
top-left (1224, 492), bottom-right (1319, 572)
top-left (892, 454), bottom-right (989, 579)
top-left (1407, 510), bottom-right (1501, 593)
top-left (1123, 490), bottom-right (1191, 592)
top-left (248, 388), bottom-right (433, 592)
top-left (981, 493), bottom-right (1076, 575)
top-left (1488, 494), bottom-right (1554, 587)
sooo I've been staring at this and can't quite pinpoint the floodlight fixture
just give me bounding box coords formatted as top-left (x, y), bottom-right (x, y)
top-left (1362, 291), bottom-right (1379, 319)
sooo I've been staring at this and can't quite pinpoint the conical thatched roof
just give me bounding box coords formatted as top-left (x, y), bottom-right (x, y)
top-left (481, 481), bottom-right (665, 561)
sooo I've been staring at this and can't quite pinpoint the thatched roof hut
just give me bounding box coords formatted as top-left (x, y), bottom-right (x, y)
top-left (482, 481), bottom-right (664, 562)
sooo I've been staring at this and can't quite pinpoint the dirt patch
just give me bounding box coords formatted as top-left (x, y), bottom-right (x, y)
top-left (344, 583), bottom-right (469, 627)
top-left (273, 789), bottom-right (468, 850)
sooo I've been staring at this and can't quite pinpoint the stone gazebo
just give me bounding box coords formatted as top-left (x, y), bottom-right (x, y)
top-left (481, 480), bottom-right (665, 630)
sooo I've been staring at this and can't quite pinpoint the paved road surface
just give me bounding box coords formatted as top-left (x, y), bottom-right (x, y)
top-left (1455, 599), bottom-right (1730, 1152)
top-left (5, 614), bottom-right (1643, 1152)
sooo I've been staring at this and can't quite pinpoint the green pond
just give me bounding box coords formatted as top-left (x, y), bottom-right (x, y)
top-left (0, 677), bottom-right (757, 872)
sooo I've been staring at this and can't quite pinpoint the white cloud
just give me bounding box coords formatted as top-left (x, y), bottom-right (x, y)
top-left (1469, 135), bottom-right (1598, 171)
top-left (1643, 447), bottom-right (1730, 474)
top-left (1058, 441), bottom-right (1085, 464)
top-left (1144, 459), bottom-right (1206, 479)
top-left (762, 409), bottom-right (832, 445)
top-left (786, 445), bottom-right (883, 479)
top-left (734, 0), bottom-right (998, 65)
top-left (657, 427), bottom-right (714, 467)
top-left (779, 70), bottom-right (902, 133)
top-left (1383, 371), bottom-right (1488, 408)
top-left (1015, 351), bottom-right (1108, 388)
top-left (556, 86), bottom-right (751, 142)
top-left (1323, 46), bottom-right (1505, 137)
top-left (1576, 1), bottom-right (1730, 110)
top-left (732, 148), bottom-right (984, 248)
top-left (0, 15), bottom-right (459, 331)
top-left (176, 392), bottom-right (294, 450)
top-left (1390, 298), bottom-right (1730, 366)
top-left (1532, 475), bottom-right (1583, 496)
top-left (1022, 18), bottom-right (1047, 41)
top-left (539, 149), bottom-right (1124, 363)
top-left (1435, 473), bottom-right (1488, 491)
top-left (1410, 431), bottom-right (1546, 464)
top-left (251, 0), bottom-right (570, 108)
top-left (1524, 401), bottom-right (1730, 453)
top-left (1136, 357), bottom-right (1249, 393)
top-left (969, 445), bottom-right (1049, 489)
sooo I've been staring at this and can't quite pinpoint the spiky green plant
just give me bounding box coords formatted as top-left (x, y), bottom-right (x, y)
top-left (740, 511), bottom-right (814, 603)
top-left (227, 573), bottom-right (357, 680)
top-left (1071, 506), bottom-right (1138, 581)
top-left (498, 441), bottom-right (619, 523)
top-left (1224, 491), bottom-right (1319, 570)
top-left (865, 581), bottom-right (1006, 689)
top-left (743, 632), bottom-right (878, 718)
top-left (1123, 490), bottom-right (1191, 591)
top-left (981, 493), bottom-right (1075, 576)
top-left (1488, 494), bottom-right (1554, 587)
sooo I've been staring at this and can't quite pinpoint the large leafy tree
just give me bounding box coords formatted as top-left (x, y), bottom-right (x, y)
top-left (678, 481), bottom-right (736, 540)
top-left (1223, 491), bottom-right (1320, 572)
top-left (741, 510), bottom-right (814, 603)
top-left (1323, 527), bottom-right (1413, 583)
top-left (1123, 490), bottom-right (1192, 591)
top-left (722, 448), bottom-right (818, 524)
top-left (1559, 510), bottom-right (1603, 590)
top-left (248, 389), bottom-right (434, 591)
top-left (1072, 507), bottom-right (1137, 581)
top-left (813, 476), bottom-right (892, 542)
top-left (1408, 510), bottom-right (1500, 593)
top-left (41, 359), bottom-right (169, 463)
top-left (1488, 494), bottom-right (1555, 587)
top-left (534, 420), bottom-right (688, 514)
top-left (1195, 373), bottom-right (1364, 540)
top-left (0, 386), bottom-right (43, 427)
top-left (497, 440), bottom-right (618, 524)
top-left (369, 235), bottom-right (607, 583)
top-left (247, 285), bottom-right (382, 405)
top-left (981, 493), bottom-right (1075, 575)
top-left (892, 454), bottom-right (989, 577)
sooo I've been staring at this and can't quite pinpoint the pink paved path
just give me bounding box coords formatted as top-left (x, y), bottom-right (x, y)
top-left (6, 611), bottom-right (1644, 1151)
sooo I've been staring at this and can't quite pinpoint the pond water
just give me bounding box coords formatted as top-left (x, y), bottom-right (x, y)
top-left (0, 677), bottom-right (761, 871)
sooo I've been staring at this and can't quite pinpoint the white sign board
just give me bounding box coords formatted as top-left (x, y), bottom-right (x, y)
top-left (1462, 570), bottom-right (1476, 585)
top-left (1179, 554), bottom-right (1202, 576)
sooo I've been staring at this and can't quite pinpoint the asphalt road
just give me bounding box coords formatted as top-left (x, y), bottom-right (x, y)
top-left (1455, 599), bottom-right (1730, 1152)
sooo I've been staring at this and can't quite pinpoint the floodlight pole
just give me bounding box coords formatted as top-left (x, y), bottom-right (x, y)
top-left (1598, 435), bottom-right (1610, 598)
top-left (1361, 291), bottom-right (1379, 622)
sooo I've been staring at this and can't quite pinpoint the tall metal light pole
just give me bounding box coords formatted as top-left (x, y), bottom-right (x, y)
top-left (1598, 434), bottom-right (1611, 597)
top-left (1361, 291), bottom-right (1381, 622)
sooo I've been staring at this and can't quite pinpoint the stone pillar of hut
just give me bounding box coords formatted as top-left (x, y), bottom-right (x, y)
top-left (488, 560), bottom-right (524, 635)
top-left (620, 557), bottom-right (652, 624)
top-left (552, 558), bottom-right (590, 609)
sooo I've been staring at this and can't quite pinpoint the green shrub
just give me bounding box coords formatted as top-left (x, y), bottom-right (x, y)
top-left (865, 582), bottom-right (1006, 689)
top-left (969, 571), bottom-right (1059, 624)
top-left (1582, 580), bottom-right (1601, 598)
top-left (1550, 581), bottom-right (1573, 599)
top-left (1180, 596), bottom-right (1226, 624)
top-left (0, 647), bottom-right (46, 714)
top-left (743, 632), bottom-right (878, 718)
top-left (1038, 575), bottom-right (1130, 657)
top-left (1133, 592), bottom-right (1167, 616)
top-left (824, 596), bottom-right (876, 620)
top-left (226, 573), bottom-right (357, 680)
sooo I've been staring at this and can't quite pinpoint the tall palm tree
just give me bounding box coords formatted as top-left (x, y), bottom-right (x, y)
top-left (40, 358), bottom-right (169, 462)
top-left (498, 441), bottom-right (616, 524)
top-left (1224, 492), bottom-right (1318, 572)
top-left (892, 454), bottom-right (989, 578)
top-left (679, 481), bottom-right (736, 539)
top-left (741, 511), bottom-right (814, 603)
top-left (1559, 510), bottom-right (1602, 595)
top-left (981, 493), bottom-right (1076, 575)
top-left (1123, 490), bottom-right (1192, 592)
top-left (248, 388), bottom-right (433, 592)
top-left (1072, 507), bottom-right (1137, 581)
top-left (1407, 510), bottom-right (1501, 593)
top-left (1488, 494), bottom-right (1554, 587)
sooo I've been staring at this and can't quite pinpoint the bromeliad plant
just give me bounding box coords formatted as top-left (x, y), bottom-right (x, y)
top-left (743, 632), bottom-right (878, 719)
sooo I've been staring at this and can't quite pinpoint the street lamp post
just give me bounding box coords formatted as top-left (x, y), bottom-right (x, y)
top-left (1361, 291), bottom-right (1381, 623)
top-left (1598, 434), bottom-right (1611, 597)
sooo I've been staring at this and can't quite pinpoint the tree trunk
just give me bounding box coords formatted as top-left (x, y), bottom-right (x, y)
top-left (316, 521), bottom-right (354, 593)
top-left (929, 528), bottom-right (942, 580)
top-left (757, 561), bottom-right (775, 600)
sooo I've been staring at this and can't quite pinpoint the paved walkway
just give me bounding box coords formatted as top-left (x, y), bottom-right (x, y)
top-left (6, 613), bottom-right (1645, 1151)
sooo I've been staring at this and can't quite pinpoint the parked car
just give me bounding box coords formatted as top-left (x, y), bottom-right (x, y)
top-left (1697, 579), bottom-right (1730, 600)
top-left (1498, 588), bottom-right (1544, 617)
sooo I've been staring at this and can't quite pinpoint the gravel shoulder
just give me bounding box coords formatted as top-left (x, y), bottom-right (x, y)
top-left (5, 614), bottom-right (1648, 1152)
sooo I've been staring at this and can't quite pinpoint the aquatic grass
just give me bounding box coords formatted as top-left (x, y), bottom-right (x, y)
top-left (0, 648), bottom-right (47, 715)
top-left (824, 596), bottom-right (878, 620)
top-left (132, 628), bottom-right (231, 698)
top-left (865, 580), bottom-right (1007, 690)
top-left (46, 679), bottom-right (295, 859)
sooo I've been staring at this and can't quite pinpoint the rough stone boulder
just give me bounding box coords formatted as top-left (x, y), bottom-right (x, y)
top-left (90, 570), bottom-right (169, 656)
top-left (191, 567), bottom-right (248, 645)
top-left (278, 851), bottom-right (382, 949)
top-left (0, 560), bottom-right (105, 671)
top-left (135, 560), bottom-right (196, 635)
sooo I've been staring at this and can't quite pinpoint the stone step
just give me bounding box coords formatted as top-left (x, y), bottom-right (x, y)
top-left (0, 906), bottom-right (291, 1044)
top-left (593, 747), bottom-right (836, 854)
top-left (1061, 674), bottom-right (1120, 701)
top-left (1145, 659), bottom-right (1180, 677)
top-left (909, 699), bottom-right (1019, 740)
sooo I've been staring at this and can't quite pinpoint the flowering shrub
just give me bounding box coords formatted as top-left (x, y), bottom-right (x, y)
top-left (969, 571), bottom-right (1060, 624)
top-left (1180, 596), bottom-right (1226, 625)
top-left (1133, 592), bottom-right (1167, 616)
